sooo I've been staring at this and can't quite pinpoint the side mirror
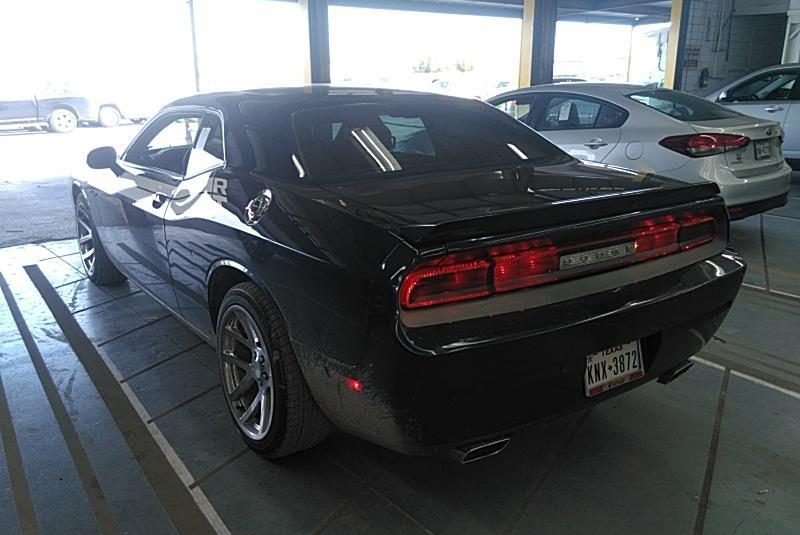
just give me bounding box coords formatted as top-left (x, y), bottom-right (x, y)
top-left (87, 146), bottom-right (118, 170)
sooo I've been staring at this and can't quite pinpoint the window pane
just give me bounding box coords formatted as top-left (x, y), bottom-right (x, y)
top-left (629, 90), bottom-right (741, 121)
top-left (291, 101), bottom-right (567, 183)
top-left (539, 97), bottom-right (601, 130)
top-left (727, 72), bottom-right (797, 102)
top-left (194, 0), bottom-right (306, 91)
top-left (125, 115), bottom-right (202, 174)
top-left (494, 98), bottom-right (535, 124)
top-left (329, 6), bottom-right (521, 99)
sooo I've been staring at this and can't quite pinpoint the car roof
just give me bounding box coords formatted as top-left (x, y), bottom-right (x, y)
top-left (167, 84), bottom-right (470, 110)
top-left (490, 83), bottom-right (651, 101)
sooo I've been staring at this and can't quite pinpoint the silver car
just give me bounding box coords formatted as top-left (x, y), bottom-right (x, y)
top-left (489, 83), bottom-right (791, 219)
top-left (706, 63), bottom-right (800, 160)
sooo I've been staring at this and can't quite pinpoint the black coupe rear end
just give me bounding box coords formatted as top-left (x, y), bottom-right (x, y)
top-left (76, 87), bottom-right (745, 462)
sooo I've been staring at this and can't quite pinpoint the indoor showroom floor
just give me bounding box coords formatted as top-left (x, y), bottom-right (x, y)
top-left (0, 185), bottom-right (798, 535)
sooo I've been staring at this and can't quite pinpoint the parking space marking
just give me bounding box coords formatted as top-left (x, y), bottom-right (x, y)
top-left (0, 272), bottom-right (121, 535)
top-left (692, 354), bottom-right (800, 399)
top-left (742, 282), bottom-right (800, 302)
top-left (0, 374), bottom-right (39, 535)
top-left (25, 265), bottom-right (229, 535)
top-left (693, 368), bottom-right (730, 535)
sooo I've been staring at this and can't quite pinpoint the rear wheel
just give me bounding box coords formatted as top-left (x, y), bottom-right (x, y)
top-left (98, 106), bottom-right (121, 127)
top-left (48, 108), bottom-right (77, 133)
top-left (217, 283), bottom-right (330, 458)
top-left (75, 194), bottom-right (126, 285)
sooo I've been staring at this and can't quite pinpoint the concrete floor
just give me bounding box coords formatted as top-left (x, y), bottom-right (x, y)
top-left (0, 190), bottom-right (799, 535)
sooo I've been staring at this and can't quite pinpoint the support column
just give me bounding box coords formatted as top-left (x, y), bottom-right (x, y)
top-left (782, 10), bottom-right (800, 63)
top-left (518, 0), bottom-right (557, 88)
top-left (187, 0), bottom-right (201, 93)
top-left (301, 0), bottom-right (331, 84)
top-left (664, 0), bottom-right (689, 89)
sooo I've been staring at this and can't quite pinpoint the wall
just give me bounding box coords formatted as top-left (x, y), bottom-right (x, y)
top-left (679, 0), bottom-right (787, 95)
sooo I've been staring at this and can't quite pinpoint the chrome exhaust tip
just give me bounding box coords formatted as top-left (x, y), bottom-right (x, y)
top-left (450, 437), bottom-right (510, 464)
top-left (658, 361), bottom-right (694, 385)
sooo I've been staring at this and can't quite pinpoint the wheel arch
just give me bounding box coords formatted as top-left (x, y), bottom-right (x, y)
top-left (207, 259), bottom-right (277, 334)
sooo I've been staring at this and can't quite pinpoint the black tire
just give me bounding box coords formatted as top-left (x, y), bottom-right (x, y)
top-left (217, 282), bottom-right (330, 458)
top-left (48, 108), bottom-right (77, 133)
top-left (75, 194), bottom-right (126, 285)
top-left (98, 106), bottom-right (121, 128)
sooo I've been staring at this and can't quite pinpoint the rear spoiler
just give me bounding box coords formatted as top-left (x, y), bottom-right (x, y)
top-left (396, 182), bottom-right (722, 247)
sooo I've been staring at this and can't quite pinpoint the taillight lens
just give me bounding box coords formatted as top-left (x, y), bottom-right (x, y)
top-left (660, 134), bottom-right (749, 157)
top-left (399, 212), bottom-right (718, 310)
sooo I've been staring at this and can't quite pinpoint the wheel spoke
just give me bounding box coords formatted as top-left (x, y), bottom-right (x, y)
top-left (79, 233), bottom-right (92, 244)
top-left (221, 349), bottom-right (248, 370)
top-left (239, 389), bottom-right (262, 424)
top-left (257, 389), bottom-right (268, 430)
top-left (225, 325), bottom-right (254, 350)
top-left (78, 218), bottom-right (92, 233)
top-left (230, 370), bottom-right (255, 401)
top-left (81, 249), bottom-right (94, 261)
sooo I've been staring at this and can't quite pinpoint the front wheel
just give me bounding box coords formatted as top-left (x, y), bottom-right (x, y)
top-left (75, 194), bottom-right (126, 285)
top-left (48, 108), bottom-right (77, 133)
top-left (217, 282), bottom-right (330, 458)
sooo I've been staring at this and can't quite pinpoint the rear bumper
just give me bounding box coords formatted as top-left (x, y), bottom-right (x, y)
top-left (310, 251), bottom-right (745, 455)
top-left (715, 162), bottom-right (791, 208)
top-left (728, 193), bottom-right (788, 220)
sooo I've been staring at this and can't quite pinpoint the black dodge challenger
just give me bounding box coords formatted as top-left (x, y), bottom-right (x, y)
top-left (74, 86), bottom-right (745, 463)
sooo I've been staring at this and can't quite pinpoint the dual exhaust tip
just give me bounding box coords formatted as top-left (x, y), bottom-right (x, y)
top-left (450, 437), bottom-right (511, 464)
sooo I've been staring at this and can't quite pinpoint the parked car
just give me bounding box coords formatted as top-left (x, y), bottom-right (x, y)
top-left (489, 84), bottom-right (791, 219)
top-left (0, 93), bottom-right (93, 133)
top-left (74, 86), bottom-right (744, 462)
top-left (706, 63), bottom-right (800, 161)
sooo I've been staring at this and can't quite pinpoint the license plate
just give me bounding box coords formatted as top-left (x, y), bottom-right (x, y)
top-left (754, 139), bottom-right (772, 160)
top-left (584, 341), bottom-right (644, 397)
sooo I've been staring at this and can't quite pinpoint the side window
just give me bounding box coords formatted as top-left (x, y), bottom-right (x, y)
top-left (493, 96), bottom-right (536, 125)
top-left (723, 71), bottom-right (799, 102)
top-left (195, 113), bottom-right (224, 160)
top-left (537, 96), bottom-right (601, 130)
top-left (124, 114), bottom-right (202, 175)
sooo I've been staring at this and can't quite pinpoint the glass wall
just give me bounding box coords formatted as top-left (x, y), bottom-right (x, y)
top-left (194, 0), bottom-right (307, 92)
top-left (329, 6), bottom-right (522, 99)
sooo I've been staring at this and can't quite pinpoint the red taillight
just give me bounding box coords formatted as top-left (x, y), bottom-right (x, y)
top-left (660, 134), bottom-right (749, 157)
top-left (399, 212), bottom-right (718, 310)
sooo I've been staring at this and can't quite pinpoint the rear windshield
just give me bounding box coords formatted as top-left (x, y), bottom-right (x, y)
top-left (628, 89), bottom-right (741, 122)
top-left (290, 101), bottom-right (568, 183)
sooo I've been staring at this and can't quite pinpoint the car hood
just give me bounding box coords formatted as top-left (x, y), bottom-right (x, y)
top-left (317, 160), bottom-right (720, 245)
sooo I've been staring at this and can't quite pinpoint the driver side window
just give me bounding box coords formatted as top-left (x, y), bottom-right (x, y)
top-left (723, 71), bottom-right (800, 102)
top-left (124, 114), bottom-right (202, 175)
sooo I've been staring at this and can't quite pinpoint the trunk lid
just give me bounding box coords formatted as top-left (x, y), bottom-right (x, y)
top-left (319, 160), bottom-right (721, 245)
top-left (689, 118), bottom-right (784, 178)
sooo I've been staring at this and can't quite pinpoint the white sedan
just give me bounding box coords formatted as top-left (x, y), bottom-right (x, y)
top-left (488, 84), bottom-right (791, 219)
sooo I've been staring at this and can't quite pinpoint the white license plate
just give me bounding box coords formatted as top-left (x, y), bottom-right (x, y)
top-left (584, 341), bottom-right (644, 397)
top-left (754, 139), bottom-right (772, 160)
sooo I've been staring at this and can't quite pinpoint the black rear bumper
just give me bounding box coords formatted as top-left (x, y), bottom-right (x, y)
top-left (728, 193), bottom-right (788, 220)
top-left (309, 251), bottom-right (745, 455)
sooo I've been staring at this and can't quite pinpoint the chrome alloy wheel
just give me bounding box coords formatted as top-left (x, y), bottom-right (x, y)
top-left (220, 304), bottom-right (275, 440)
top-left (76, 204), bottom-right (96, 276)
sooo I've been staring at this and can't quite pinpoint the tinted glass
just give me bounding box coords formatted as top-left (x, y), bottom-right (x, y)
top-left (291, 101), bottom-right (566, 183)
top-left (725, 71), bottom-right (798, 102)
top-left (628, 90), bottom-right (741, 121)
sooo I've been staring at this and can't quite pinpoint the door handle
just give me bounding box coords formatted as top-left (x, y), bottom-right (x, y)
top-left (152, 193), bottom-right (168, 209)
top-left (584, 138), bottom-right (608, 149)
top-left (764, 106), bottom-right (785, 113)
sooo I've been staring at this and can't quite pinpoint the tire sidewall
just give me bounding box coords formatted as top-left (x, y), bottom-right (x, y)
top-left (49, 108), bottom-right (77, 133)
top-left (98, 106), bottom-right (121, 127)
top-left (216, 287), bottom-right (289, 452)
